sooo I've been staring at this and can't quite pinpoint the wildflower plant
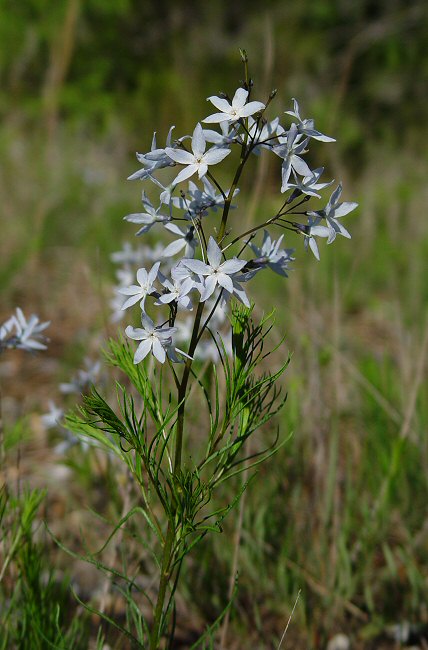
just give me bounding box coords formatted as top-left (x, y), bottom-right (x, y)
top-left (66, 51), bottom-right (357, 648)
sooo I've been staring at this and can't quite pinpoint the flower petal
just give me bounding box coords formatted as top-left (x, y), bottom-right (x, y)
top-left (310, 225), bottom-right (330, 237)
top-left (207, 95), bottom-right (232, 112)
top-left (158, 293), bottom-right (176, 304)
top-left (232, 282), bottom-right (250, 307)
top-left (134, 339), bottom-right (152, 364)
top-left (202, 113), bottom-right (233, 124)
top-left (182, 258), bottom-right (210, 275)
top-left (239, 101), bottom-right (265, 117)
top-left (172, 164), bottom-right (198, 185)
top-left (141, 313), bottom-right (155, 331)
top-left (217, 273), bottom-right (233, 293)
top-left (308, 237), bottom-right (320, 260)
top-left (333, 202), bottom-right (358, 218)
top-left (203, 148), bottom-right (231, 165)
top-left (125, 325), bottom-right (146, 340)
top-left (192, 123), bottom-right (206, 157)
top-left (164, 222), bottom-right (184, 236)
top-left (124, 213), bottom-right (154, 224)
top-left (121, 294), bottom-right (143, 310)
top-left (220, 258), bottom-right (247, 274)
top-left (148, 261), bottom-right (160, 284)
top-left (200, 275), bottom-right (217, 301)
top-left (328, 184), bottom-right (343, 209)
top-left (197, 162), bottom-right (208, 178)
top-left (162, 239), bottom-right (186, 257)
top-left (232, 88), bottom-right (249, 109)
top-left (291, 155), bottom-right (312, 177)
top-left (118, 284), bottom-right (141, 296)
top-left (207, 237), bottom-right (222, 268)
top-left (165, 148), bottom-right (194, 164)
top-left (152, 338), bottom-right (166, 363)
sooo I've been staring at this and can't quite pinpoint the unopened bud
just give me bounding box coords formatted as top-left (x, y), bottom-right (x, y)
top-left (239, 48), bottom-right (248, 63)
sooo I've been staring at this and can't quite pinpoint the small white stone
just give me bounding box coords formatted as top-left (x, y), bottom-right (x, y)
top-left (326, 633), bottom-right (351, 650)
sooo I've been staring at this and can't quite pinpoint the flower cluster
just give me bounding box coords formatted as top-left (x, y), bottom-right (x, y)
top-left (114, 81), bottom-right (357, 365)
top-left (0, 308), bottom-right (50, 353)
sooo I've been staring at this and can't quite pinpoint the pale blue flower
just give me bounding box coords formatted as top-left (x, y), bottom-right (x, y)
top-left (0, 308), bottom-right (50, 352)
top-left (156, 276), bottom-right (194, 311)
top-left (128, 126), bottom-right (176, 181)
top-left (203, 88), bottom-right (265, 124)
top-left (182, 237), bottom-right (248, 304)
top-left (287, 167), bottom-right (333, 199)
top-left (162, 223), bottom-right (198, 258)
top-left (285, 98), bottom-right (335, 142)
top-left (165, 123), bottom-right (231, 185)
top-left (125, 313), bottom-right (176, 364)
top-left (119, 262), bottom-right (160, 311)
top-left (250, 231), bottom-right (295, 277)
top-left (309, 184), bottom-right (358, 243)
top-left (273, 124), bottom-right (312, 192)
top-left (124, 191), bottom-right (170, 236)
top-left (296, 217), bottom-right (330, 260)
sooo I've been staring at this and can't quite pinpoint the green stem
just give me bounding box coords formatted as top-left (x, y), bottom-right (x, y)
top-left (150, 79), bottom-right (255, 643)
top-left (174, 302), bottom-right (204, 472)
top-left (149, 302), bottom-right (204, 648)
top-left (216, 54), bottom-right (252, 244)
top-left (217, 148), bottom-right (249, 244)
top-left (149, 520), bottom-right (175, 649)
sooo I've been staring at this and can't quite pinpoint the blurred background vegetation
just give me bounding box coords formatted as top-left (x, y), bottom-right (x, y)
top-left (1, 1), bottom-right (428, 648)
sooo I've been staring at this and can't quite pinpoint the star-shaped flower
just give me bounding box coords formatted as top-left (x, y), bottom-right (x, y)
top-left (296, 217), bottom-right (330, 260)
top-left (119, 262), bottom-right (160, 311)
top-left (250, 231), bottom-right (295, 277)
top-left (125, 313), bottom-right (175, 364)
top-left (2, 308), bottom-right (50, 352)
top-left (287, 167), bottom-right (333, 198)
top-left (203, 88), bottom-right (265, 124)
top-left (127, 126), bottom-right (176, 181)
top-left (165, 123), bottom-right (230, 185)
top-left (156, 276), bottom-right (194, 311)
top-left (124, 191), bottom-right (170, 236)
top-left (285, 98), bottom-right (335, 142)
top-left (182, 237), bottom-right (248, 303)
top-left (273, 124), bottom-right (312, 192)
top-left (162, 223), bottom-right (198, 258)
top-left (309, 184), bottom-right (358, 243)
